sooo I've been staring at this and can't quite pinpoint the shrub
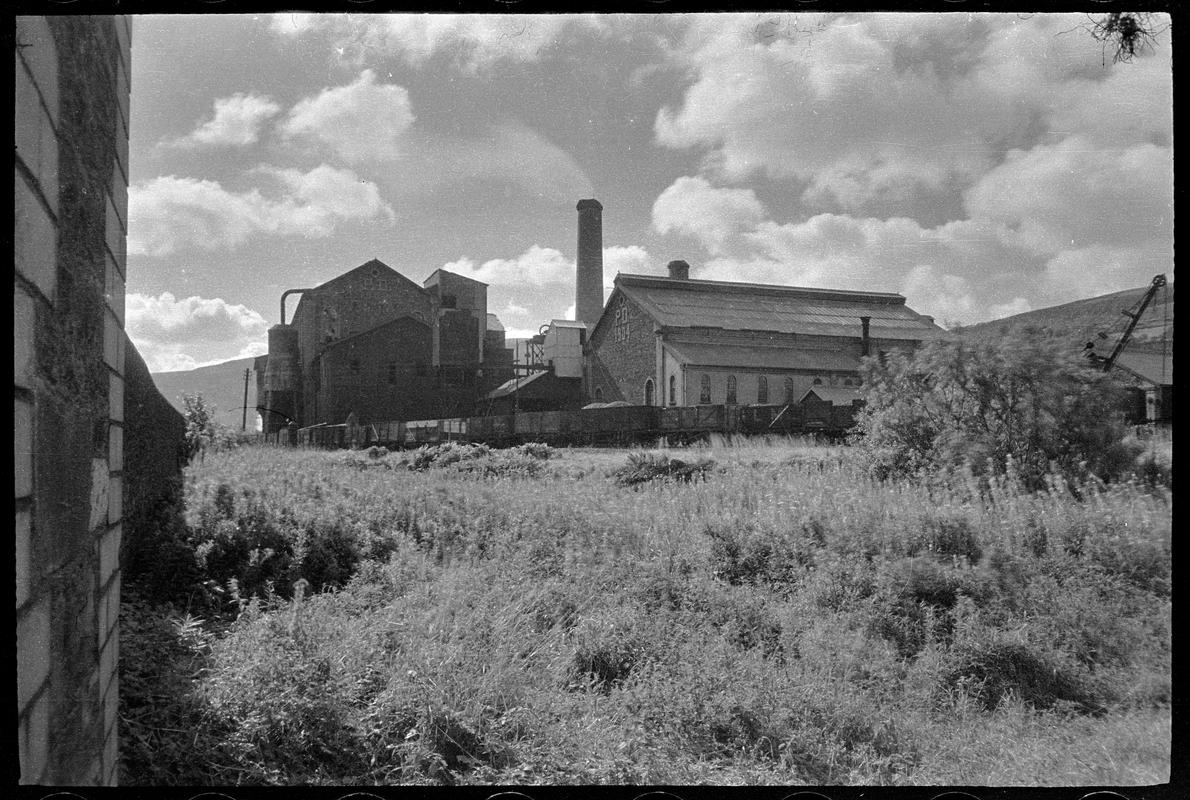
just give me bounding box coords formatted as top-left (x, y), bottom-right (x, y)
top-left (612, 451), bottom-right (717, 487)
top-left (943, 639), bottom-right (1104, 714)
top-left (855, 334), bottom-right (1142, 489)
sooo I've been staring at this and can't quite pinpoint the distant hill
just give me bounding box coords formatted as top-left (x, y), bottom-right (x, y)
top-left (150, 356), bottom-right (260, 431)
top-left (957, 281), bottom-right (1174, 356)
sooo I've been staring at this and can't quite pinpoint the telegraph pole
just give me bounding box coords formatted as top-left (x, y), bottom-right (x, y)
top-left (242, 368), bottom-right (251, 431)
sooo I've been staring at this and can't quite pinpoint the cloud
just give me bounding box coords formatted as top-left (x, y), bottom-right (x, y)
top-left (655, 13), bottom-right (1171, 220)
top-left (126, 292), bottom-right (269, 372)
top-left (269, 13), bottom-right (602, 71)
top-left (128, 166), bottom-right (394, 256)
top-left (167, 93), bottom-right (281, 148)
top-left (443, 244), bottom-right (656, 329)
top-left (280, 69), bottom-right (415, 163)
top-left (652, 176), bottom-right (767, 251)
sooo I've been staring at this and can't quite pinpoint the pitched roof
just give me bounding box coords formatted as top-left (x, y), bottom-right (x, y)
top-left (486, 370), bottom-right (549, 399)
top-left (613, 273), bottom-right (946, 339)
top-left (800, 386), bottom-right (864, 405)
top-left (1114, 351), bottom-right (1173, 386)
top-left (665, 341), bottom-right (861, 372)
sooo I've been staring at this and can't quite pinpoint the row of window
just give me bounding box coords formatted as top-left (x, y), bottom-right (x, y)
top-left (636, 374), bottom-right (860, 406)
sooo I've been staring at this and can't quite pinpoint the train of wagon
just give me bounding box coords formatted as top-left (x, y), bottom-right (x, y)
top-left (291, 399), bottom-right (863, 449)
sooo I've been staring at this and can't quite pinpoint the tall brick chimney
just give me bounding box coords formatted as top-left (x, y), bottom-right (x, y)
top-left (576, 198), bottom-right (603, 324)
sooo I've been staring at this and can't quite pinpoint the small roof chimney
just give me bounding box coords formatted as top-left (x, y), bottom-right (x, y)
top-left (667, 259), bottom-right (690, 280)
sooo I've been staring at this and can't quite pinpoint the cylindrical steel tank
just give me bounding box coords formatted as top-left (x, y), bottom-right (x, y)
top-left (263, 324), bottom-right (301, 433)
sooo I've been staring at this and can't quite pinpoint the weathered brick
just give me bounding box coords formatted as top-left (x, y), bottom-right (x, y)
top-left (14, 54), bottom-right (59, 216)
top-left (105, 255), bottom-right (126, 324)
top-left (99, 571), bottom-right (120, 644)
top-left (98, 523), bottom-right (120, 584)
top-left (105, 192), bottom-right (126, 266)
top-left (109, 161), bottom-right (128, 231)
top-left (89, 458), bottom-right (110, 531)
top-left (14, 171), bottom-right (58, 301)
top-left (108, 424), bottom-right (123, 472)
top-left (108, 476), bottom-right (123, 522)
top-left (16, 510), bottom-right (33, 608)
top-left (102, 716), bottom-right (119, 786)
top-left (98, 633), bottom-right (119, 696)
top-left (15, 398), bottom-right (34, 499)
top-left (16, 595), bottom-right (50, 711)
top-left (14, 289), bottom-right (36, 389)
top-left (103, 310), bottom-right (121, 372)
top-left (15, 17), bottom-right (59, 128)
top-left (109, 373), bottom-right (124, 423)
top-left (18, 691), bottom-right (49, 784)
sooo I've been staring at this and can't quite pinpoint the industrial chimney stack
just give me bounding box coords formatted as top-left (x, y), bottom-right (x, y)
top-left (667, 260), bottom-right (691, 280)
top-left (575, 199), bottom-right (603, 325)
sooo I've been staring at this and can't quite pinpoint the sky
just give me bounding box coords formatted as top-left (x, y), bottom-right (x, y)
top-left (125, 12), bottom-right (1173, 373)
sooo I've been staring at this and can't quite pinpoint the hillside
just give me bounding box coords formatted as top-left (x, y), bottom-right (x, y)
top-left (150, 356), bottom-right (260, 431)
top-left (957, 280), bottom-right (1174, 355)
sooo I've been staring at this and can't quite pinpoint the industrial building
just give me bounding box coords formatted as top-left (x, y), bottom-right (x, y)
top-left (584, 262), bottom-right (947, 408)
top-left (256, 260), bottom-right (513, 434)
top-left (260, 197), bottom-right (947, 433)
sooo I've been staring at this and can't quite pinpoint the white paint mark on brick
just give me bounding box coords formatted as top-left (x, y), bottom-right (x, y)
top-left (14, 54), bottom-right (60, 217)
top-left (16, 595), bottom-right (50, 711)
top-left (108, 476), bottom-right (123, 523)
top-left (14, 172), bottom-right (58, 301)
top-left (14, 290), bottom-right (35, 389)
top-left (109, 373), bottom-right (124, 423)
top-left (18, 691), bottom-right (49, 784)
top-left (90, 458), bottom-right (110, 530)
top-left (15, 510), bottom-right (32, 608)
top-left (15, 399), bottom-right (34, 499)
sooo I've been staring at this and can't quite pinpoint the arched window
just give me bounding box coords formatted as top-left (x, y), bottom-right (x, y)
top-left (669, 375), bottom-right (676, 406)
top-left (726, 375), bottom-right (738, 405)
top-left (843, 378), bottom-right (853, 387)
top-left (757, 375), bottom-right (768, 404)
top-left (784, 377), bottom-right (796, 405)
top-left (594, 386), bottom-right (604, 402)
top-left (644, 378), bottom-right (655, 406)
top-left (699, 374), bottom-right (712, 404)
top-left (812, 377), bottom-right (823, 386)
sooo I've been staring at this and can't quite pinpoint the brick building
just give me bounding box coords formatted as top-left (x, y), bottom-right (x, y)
top-left (257, 259), bottom-right (513, 433)
top-left (15, 15), bottom-right (187, 785)
top-left (586, 260), bottom-right (946, 407)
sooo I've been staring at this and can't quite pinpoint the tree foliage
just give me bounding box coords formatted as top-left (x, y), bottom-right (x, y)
top-left (854, 334), bottom-right (1140, 489)
top-left (183, 393), bottom-right (215, 462)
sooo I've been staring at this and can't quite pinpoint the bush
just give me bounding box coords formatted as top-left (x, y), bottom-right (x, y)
top-left (855, 335), bottom-right (1142, 489)
top-left (612, 451), bottom-right (717, 487)
top-left (943, 639), bottom-right (1104, 714)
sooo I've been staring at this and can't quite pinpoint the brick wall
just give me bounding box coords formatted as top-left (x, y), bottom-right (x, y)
top-left (587, 292), bottom-right (657, 404)
top-left (14, 15), bottom-right (131, 785)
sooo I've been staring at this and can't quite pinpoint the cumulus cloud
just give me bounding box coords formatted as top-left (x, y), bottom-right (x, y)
top-left (280, 69), bottom-right (415, 163)
top-left (128, 166), bottom-right (394, 256)
top-left (443, 244), bottom-right (656, 329)
top-left (652, 176), bottom-right (767, 251)
top-left (126, 292), bottom-right (269, 372)
top-left (269, 13), bottom-right (601, 71)
top-left (167, 93), bottom-right (281, 148)
top-left (655, 12), bottom-right (1171, 221)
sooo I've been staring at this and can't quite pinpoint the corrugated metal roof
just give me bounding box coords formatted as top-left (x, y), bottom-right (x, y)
top-left (1114, 351), bottom-right (1173, 386)
top-left (665, 341), bottom-right (861, 372)
top-left (800, 386), bottom-right (864, 405)
top-left (486, 370), bottom-right (548, 399)
top-left (615, 273), bottom-right (946, 339)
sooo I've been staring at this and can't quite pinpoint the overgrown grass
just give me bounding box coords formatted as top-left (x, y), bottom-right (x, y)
top-left (120, 440), bottom-right (1171, 786)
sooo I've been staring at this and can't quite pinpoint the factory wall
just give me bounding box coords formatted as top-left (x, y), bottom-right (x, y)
top-left (14, 15), bottom-right (135, 785)
top-left (585, 291), bottom-right (657, 404)
top-left (310, 316), bottom-right (434, 425)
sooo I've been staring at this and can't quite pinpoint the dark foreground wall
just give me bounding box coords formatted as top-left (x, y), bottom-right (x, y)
top-left (14, 15), bottom-right (148, 786)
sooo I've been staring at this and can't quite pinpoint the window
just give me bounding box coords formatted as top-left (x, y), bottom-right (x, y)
top-left (813, 377), bottom-right (823, 386)
top-left (594, 386), bottom-right (604, 402)
top-left (843, 378), bottom-right (853, 387)
top-left (726, 375), bottom-right (737, 405)
top-left (669, 375), bottom-right (676, 406)
top-left (350, 359), bottom-right (361, 374)
top-left (387, 363), bottom-right (397, 384)
top-left (644, 378), bottom-right (655, 406)
top-left (699, 374), bottom-right (711, 404)
top-left (757, 375), bottom-right (768, 404)
top-left (784, 377), bottom-right (795, 405)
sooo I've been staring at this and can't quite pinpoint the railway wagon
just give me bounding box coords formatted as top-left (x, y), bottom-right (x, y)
top-left (579, 405), bottom-right (659, 444)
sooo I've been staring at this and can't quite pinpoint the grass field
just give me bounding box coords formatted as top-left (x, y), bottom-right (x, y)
top-left (120, 437), bottom-right (1171, 786)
